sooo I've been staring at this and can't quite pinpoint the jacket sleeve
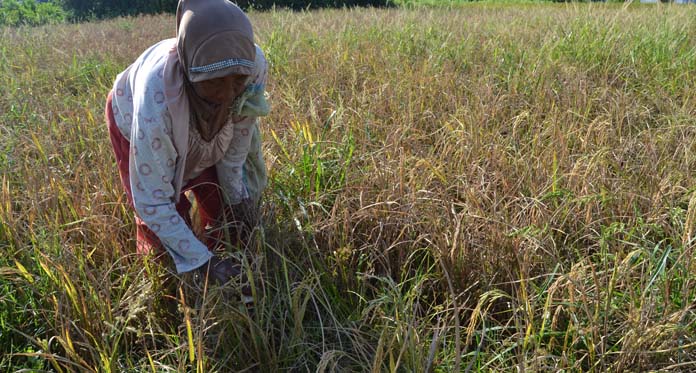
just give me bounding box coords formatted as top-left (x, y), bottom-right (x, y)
top-left (216, 45), bottom-right (269, 205)
top-left (129, 93), bottom-right (212, 273)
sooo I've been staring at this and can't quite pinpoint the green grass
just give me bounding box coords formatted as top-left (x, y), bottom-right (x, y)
top-left (1, 4), bottom-right (696, 371)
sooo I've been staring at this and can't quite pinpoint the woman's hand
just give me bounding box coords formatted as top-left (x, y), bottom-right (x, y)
top-left (220, 198), bottom-right (258, 247)
top-left (198, 255), bottom-right (251, 296)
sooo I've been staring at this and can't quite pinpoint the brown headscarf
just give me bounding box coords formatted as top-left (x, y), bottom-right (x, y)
top-left (175, 0), bottom-right (256, 141)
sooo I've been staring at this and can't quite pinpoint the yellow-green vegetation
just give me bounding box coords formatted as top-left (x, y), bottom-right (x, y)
top-left (2, 4), bottom-right (696, 371)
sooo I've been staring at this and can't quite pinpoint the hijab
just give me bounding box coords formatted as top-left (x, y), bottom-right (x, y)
top-left (175, 0), bottom-right (256, 141)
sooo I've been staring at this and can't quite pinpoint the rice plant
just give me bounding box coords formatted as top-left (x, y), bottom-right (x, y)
top-left (1, 4), bottom-right (695, 371)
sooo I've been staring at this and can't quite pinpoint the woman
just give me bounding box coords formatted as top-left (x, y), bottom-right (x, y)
top-left (105, 0), bottom-right (269, 290)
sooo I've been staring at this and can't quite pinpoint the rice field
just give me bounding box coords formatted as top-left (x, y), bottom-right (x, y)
top-left (1, 3), bottom-right (696, 371)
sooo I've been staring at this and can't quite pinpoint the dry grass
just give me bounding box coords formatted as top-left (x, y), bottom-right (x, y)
top-left (1, 4), bottom-right (696, 371)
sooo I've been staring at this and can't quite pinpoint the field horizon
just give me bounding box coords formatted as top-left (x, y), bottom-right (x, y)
top-left (1, 4), bottom-right (696, 371)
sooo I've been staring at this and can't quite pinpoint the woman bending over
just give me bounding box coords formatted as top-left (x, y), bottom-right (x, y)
top-left (105, 0), bottom-right (269, 294)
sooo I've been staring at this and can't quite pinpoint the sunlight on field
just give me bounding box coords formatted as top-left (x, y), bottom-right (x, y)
top-left (1, 4), bottom-right (695, 371)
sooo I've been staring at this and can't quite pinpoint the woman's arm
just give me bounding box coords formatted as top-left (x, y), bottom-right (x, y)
top-left (129, 95), bottom-right (213, 273)
top-left (216, 45), bottom-right (269, 205)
